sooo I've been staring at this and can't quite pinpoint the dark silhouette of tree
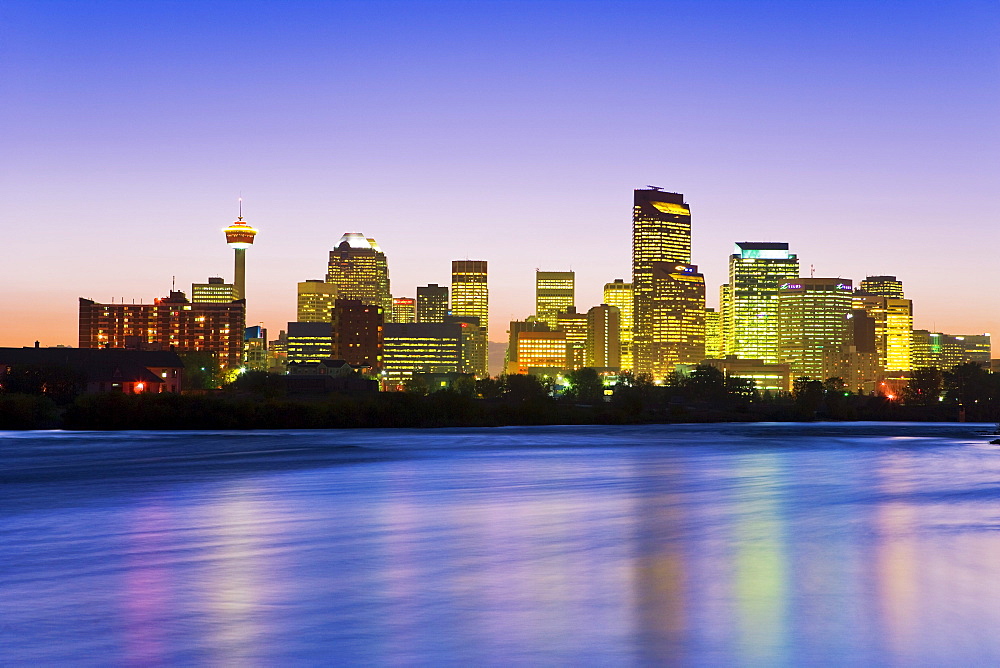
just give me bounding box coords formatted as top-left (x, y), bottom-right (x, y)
top-left (565, 367), bottom-right (604, 403)
top-left (903, 367), bottom-right (943, 406)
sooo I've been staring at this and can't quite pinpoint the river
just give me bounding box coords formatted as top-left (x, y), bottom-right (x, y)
top-left (2, 422), bottom-right (999, 666)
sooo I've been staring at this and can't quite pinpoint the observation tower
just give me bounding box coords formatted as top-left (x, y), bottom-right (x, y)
top-left (222, 199), bottom-right (258, 300)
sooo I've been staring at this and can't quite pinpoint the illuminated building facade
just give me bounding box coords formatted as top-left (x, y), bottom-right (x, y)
top-left (644, 262), bottom-right (706, 378)
top-left (416, 284), bottom-right (449, 323)
top-left (192, 277), bottom-right (237, 304)
top-left (586, 304), bottom-right (621, 370)
top-left (506, 319), bottom-right (550, 374)
top-left (852, 292), bottom-right (913, 372)
top-left (79, 292), bottom-right (246, 369)
top-left (514, 331), bottom-right (568, 375)
top-left (297, 280), bottom-right (338, 323)
top-left (391, 297), bottom-right (416, 324)
top-left (704, 307), bottom-right (723, 359)
top-left (776, 278), bottom-right (853, 379)
top-left (223, 205), bottom-right (258, 301)
top-left (286, 321), bottom-right (334, 363)
top-left (860, 275), bottom-right (905, 299)
top-left (603, 279), bottom-right (633, 372)
top-left (326, 233), bottom-right (391, 314)
top-left (444, 315), bottom-right (486, 377)
top-left (331, 298), bottom-right (383, 370)
top-left (722, 242), bottom-right (799, 364)
top-left (555, 307), bottom-right (588, 370)
top-left (911, 331), bottom-right (991, 370)
top-left (450, 260), bottom-right (488, 376)
top-left (701, 356), bottom-right (791, 393)
top-left (535, 271), bottom-right (574, 328)
top-left (243, 325), bottom-right (268, 371)
top-left (382, 322), bottom-right (462, 389)
top-left (632, 188), bottom-right (695, 377)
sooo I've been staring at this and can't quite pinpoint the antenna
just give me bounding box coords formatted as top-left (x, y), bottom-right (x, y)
top-left (172, 275), bottom-right (176, 291)
top-left (238, 196), bottom-right (243, 221)
top-left (810, 264), bottom-right (815, 278)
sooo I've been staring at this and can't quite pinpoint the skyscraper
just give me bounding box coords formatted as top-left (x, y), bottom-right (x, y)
top-left (722, 242), bottom-right (799, 364)
top-left (646, 262), bottom-right (706, 376)
top-left (451, 260), bottom-right (488, 376)
top-left (223, 202), bottom-right (258, 301)
top-left (586, 304), bottom-right (621, 370)
top-left (326, 233), bottom-right (391, 314)
top-left (853, 291), bottom-right (913, 372)
top-left (776, 278), bottom-right (853, 379)
top-left (331, 298), bottom-right (383, 370)
top-left (603, 279), bottom-right (633, 372)
top-left (535, 271), bottom-right (574, 327)
top-left (632, 188), bottom-right (702, 378)
top-left (704, 307), bottom-right (723, 359)
top-left (297, 280), bottom-right (338, 323)
top-left (555, 306), bottom-right (588, 370)
top-left (416, 284), bottom-right (449, 323)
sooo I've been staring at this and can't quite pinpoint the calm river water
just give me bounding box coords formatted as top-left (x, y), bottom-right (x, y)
top-left (2, 422), bottom-right (999, 666)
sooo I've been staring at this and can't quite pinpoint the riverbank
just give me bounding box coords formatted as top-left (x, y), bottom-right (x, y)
top-left (0, 388), bottom-right (983, 431)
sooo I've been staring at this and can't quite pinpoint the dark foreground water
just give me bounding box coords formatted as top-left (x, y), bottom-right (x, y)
top-left (2, 423), bottom-right (1000, 666)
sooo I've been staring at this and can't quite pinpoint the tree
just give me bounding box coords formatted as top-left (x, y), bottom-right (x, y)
top-left (178, 351), bottom-right (224, 390)
top-left (565, 367), bottom-right (604, 403)
top-left (903, 367), bottom-right (943, 406)
top-left (502, 374), bottom-right (549, 402)
top-left (681, 364), bottom-right (726, 401)
top-left (793, 377), bottom-right (825, 417)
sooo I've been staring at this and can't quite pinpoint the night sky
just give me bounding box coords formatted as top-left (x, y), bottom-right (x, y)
top-left (2, 0), bottom-right (997, 347)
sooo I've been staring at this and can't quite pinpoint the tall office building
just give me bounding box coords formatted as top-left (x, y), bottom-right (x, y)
top-left (445, 315), bottom-right (486, 377)
top-left (586, 304), bottom-right (621, 370)
top-left (416, 284), bottom-right (449, 323)
top-left (331, 298), bottom-right (383, 370)
top-left (853, 292), bottom-right (913, 372)
top-left (297, 280), bottom-right (338, 323)
top-left (555, 307), bottom-right (589, 370)
top-left (632, 188), bottom-right (700, 378)
top-left (535, 271), bottom-right (574, 327)
top-left (603, 279), bottom-right (633, 372)
top-left (192, 277), bottom-right (237, 304)
top-left (704, 308), bottom-right (723, 359)
top-left (512, 331), bottom-right (568, 375)
top-left (721, 242), bottom-right (799, 364)
top-left (645, 262), bottom-right (706, 377)
top-left (451, 260), bottom-right (489, 376)
top-left (391, 297), bottom-right (416, 324)
top-left (79, 292), bottom-right (246, 369)
top-left (776, 278), bottom-right (854, 380)
top-left (326, 233), bottom-right (391, 315)
top-left (860, 275), bottom-right (905, 299)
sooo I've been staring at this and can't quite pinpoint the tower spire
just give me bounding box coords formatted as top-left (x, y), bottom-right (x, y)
top-left (238, 196), bottom-right (243, 221)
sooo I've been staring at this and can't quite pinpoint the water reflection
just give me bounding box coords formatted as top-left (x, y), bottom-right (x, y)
top-left (2, 425), bottom-right (1000, 664)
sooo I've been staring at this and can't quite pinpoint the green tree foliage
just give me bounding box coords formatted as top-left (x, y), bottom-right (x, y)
top-left (565, 367), bottom-right (604, 403)
top-left (177, 351), bottom-right (224, 390)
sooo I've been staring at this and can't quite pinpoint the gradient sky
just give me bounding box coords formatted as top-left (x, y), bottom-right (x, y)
top-left (2, 0), bottom-right (998, 349)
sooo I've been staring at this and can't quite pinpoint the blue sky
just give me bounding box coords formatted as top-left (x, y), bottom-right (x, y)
top-left (2, 0), bottom-right (998, 345)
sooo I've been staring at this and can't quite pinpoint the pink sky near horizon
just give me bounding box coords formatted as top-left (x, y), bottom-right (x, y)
top-left (2, 1), bottom-right (997, 352)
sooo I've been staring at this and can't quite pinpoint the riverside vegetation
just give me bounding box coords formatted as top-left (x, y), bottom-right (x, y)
top-left (1, 362), bottom-right (998, 430)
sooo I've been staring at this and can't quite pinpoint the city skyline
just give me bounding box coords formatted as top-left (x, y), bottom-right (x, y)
top-left (2, 1), bottom-right (997, 347)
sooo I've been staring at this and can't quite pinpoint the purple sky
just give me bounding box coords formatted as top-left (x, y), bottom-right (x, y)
top-left (2, 1), bottom-right (998, 349)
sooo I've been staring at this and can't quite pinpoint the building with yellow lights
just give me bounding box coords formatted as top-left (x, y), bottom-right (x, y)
top-left (911, 331), bottom-right (991, 370)
top-left (704, 307), bottom-right (723, 359)
top-left (721, 242), bottom-right (799, 364)
top-left (555, 306), bottom-right (588, 370)
top-left (326, 233), bottom-right (391, 314)
top-left (852, 292), bottom-right (913, 372)
top-left (416, 284), bottom-right (449, 323)
top-left (192, 277), bottom-right (237, 304)
top-left (451, 260), bottom-right (488, 376)
top-left (297, 280), bottom-right (339, 323)
top-left (382, 322), bottom-right (463, 389)
top-left (286, 321), bottom-right (333, 363)
top-left (860, 275), bottom-right (904, 299)
top-left (632, 189), bottom-right (703, 379)
top-left (535, 271), bottom-right (574, 328)
top-left (512, 330), bottom-right (568, 375)
top-left (585, 304), bottom-right (621, 370)
top-left (776, 278), bottom-right (853, 380)
top-left (391, 297), bottom-right (416, 324)
top-left (79, 292), bottom-right (245, 370)
top-left (603, 279), bottom-right (633, 372)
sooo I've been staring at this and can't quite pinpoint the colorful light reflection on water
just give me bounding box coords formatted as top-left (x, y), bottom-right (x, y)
top-left (2, 423), bottom-right (999, 665)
